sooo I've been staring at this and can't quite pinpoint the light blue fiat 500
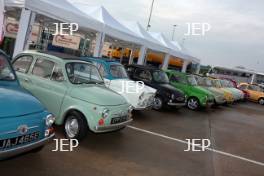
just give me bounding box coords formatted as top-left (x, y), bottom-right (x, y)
top-left (0, 50), bottom-right (55, 159)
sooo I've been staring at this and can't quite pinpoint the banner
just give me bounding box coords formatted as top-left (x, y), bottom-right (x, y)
top-left (52, 35), bottom-right (81, 50)
top-left (5, 18), bottom-right (39, 42)
top-left (0, 0), bottom-right (4, 44)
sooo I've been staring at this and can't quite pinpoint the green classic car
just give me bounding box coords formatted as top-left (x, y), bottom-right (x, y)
top-left (165, 70), bottom-right (214, 110)
top-left (12, 51), bottom-right (133, 141)
top-left (194, 75), bottom-right (226, 105)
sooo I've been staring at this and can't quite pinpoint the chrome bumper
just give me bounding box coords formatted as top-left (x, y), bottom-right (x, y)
top-left (167, 102), bottom-right (186, 107)
top-left (206, 102), bottom-right (214, 107)
top-left (0, 133), bottom-right (55, 160)
top-left (95, 118), bottom-right (133, 132)
top-left (133, 104), bottom-right (153, 111)
top-left (215, 99), bottom-right (226, 105)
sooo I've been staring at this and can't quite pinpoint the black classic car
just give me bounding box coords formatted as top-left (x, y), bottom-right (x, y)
top-left (126, 65), bottom-right (186, 110)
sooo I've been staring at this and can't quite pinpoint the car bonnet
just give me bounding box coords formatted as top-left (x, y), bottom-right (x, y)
top-left (70, 84), bottom-right (128, 106)
top-left (0, 86), bottom-right (45, 118)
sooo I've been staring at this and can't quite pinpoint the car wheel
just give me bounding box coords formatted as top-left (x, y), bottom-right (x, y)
top-left (153, 96), bottom-right (163, 110)
top-left (187, 97), bottom-right (200, 110)
top-left (259, 98), bottom-right (264, 105)
top-left (64, 111), bottom-right (88, 141)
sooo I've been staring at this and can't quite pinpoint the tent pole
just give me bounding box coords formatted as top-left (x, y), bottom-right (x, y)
top-left (161, 53), bottom-right (170, 70)
top-left (182, 60), bottom-right (191, 73)
top-left (120, 47), bottom-right (125, 64)
top-left (13, 8), bottom-right (36, 57)
top-left (137, 45), bottom-right (146, 65)
top-left (93, 32), bottom-right (105, 57)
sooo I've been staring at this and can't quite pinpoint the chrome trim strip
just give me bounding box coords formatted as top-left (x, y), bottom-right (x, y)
top-left (0, 126), bottom-right (39, 135)
top-left (167, 102), bottom-right (186, 106)
top-left (0, 133), bottom-right (55, 160)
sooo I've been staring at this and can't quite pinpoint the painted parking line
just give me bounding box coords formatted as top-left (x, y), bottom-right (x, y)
top-left (128, 125), bottom-right (264, 167)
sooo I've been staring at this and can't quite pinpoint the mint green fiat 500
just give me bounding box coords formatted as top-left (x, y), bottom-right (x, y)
top-left (12, 51), bottom-right (133, 141)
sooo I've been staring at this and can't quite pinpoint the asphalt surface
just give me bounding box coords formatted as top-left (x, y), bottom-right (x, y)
top-left (1, 102), bottom-right (264, 176)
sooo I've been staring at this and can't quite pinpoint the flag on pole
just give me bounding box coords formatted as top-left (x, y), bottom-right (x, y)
top-left (0, 0), bottom-right (5, 44)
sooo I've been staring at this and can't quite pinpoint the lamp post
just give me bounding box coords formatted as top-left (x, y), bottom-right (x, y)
top-left (146, 0), bottom-right (155, 31)
top-left (171, 24), bottom-right (177, 40)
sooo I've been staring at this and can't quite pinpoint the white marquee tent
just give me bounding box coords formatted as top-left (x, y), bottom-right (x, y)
top-left (120, 21), bottom-right (169, 54)
top-left (170, 41), bottom-right (200, 63)
top-left (4, 0), bottom-right (200, 72)
top-left (149, 32), bottom-right (187, 60)
top-left (70, 4), bottom-right (144, 46)
top-left (5, 0), bottom-right (105, 56)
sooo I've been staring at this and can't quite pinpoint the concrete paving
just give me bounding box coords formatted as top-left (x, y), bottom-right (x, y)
top-left (1, 102), bottom-right (264, 176)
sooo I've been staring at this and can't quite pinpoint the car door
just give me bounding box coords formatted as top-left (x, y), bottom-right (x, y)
top-left (170, 74), bottom-right (188, 95)
top-left (28, 56), bottom-right (68, 117)
top-left (12, 55), bottom-right (34, 90)
top-left (247, 85), bottom-right (260, 101)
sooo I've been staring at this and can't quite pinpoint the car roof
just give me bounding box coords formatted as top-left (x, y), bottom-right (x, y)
top-left (19, 50), bottom-right (87, 63)
top-left (128, 64), bottom-right (161, 71)
top-left (166, 69), bottom-right (190, 76)
top-left (239, 82), bottom-right (249, 85)
top-left (81, 57), bottom-right (120, 64)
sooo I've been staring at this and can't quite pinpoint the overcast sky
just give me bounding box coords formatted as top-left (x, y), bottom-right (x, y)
top-left (71, 0), bottom-right (264, 72)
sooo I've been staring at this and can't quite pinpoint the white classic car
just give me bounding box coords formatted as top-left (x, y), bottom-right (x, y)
top-left (81, 57), bottom-right (157, 110)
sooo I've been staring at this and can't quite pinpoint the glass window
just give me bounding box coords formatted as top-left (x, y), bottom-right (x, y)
top-left (135, 69), bottom-right (152, 81)
top-left (32, 58), bottom-right (55, 79)
top-left (0, 54), bottom-right (15, 81)
top-left (66, 62), bottom-right (104, 84)
top-left (170, 74), bottom-right (187, 84)
top-left (98, 64), bottom-right (107, 77)
top-left (110, 65), bottom-right (128, 79)
top-left (152, 71), bottom-right (169, 84)
top-left (170, 74), bottom-right (180, 82)
top-left (187, 75), bottom-right (198, 86)
top-left (248, 85), bottom-right (262, 92)
top-left (194, 76), bottom-right (205, 86)
top-left (239, 85), bottom-right (248, 90)
top-left (13, 55), bottom-right (33, 73)
top-left (51, 65), bottom-right (64, 82)
top-left (212, 79), bottom-right (222, 88)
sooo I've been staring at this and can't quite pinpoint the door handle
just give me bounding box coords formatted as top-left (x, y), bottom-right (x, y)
top-left (24, 78), bottom-right (30, 83)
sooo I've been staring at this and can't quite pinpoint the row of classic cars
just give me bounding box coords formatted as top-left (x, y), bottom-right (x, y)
top-left (1, 49), bottom-right (263, 160)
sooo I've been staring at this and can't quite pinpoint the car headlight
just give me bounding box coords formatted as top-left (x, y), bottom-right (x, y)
top-left (171, 93), bottom-right (175, 100)
top-left (203, 95), bottom-right (208, 102)
top-left (139, 93), bottom-right (144, 100)
top-left (128, 105), bottom-right (133, 114)
top-left (45, 114), bottom-right (55, 127)
top-left (102, 108), bottom-right (110, 119)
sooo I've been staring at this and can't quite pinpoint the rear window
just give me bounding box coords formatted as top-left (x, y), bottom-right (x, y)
top-left (110, 65), bottom-right (128, 79)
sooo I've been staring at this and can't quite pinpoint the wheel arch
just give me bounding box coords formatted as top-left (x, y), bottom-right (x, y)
top-left (187, 96), bottom-right (201, 104)
top-left (60, 108), bottom-right (91, 130)
top-left (258, 97), bottom-right (264, 104)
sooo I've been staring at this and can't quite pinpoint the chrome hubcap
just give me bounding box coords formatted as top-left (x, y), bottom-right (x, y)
top-left (188, 99), bottom-right (198, 110)
top-left (259, 99), bottom-right (264, 105)
top-left (153, 97), bottom-right (162, 110)
top-left (65, 117), bottom-right (79, 138)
